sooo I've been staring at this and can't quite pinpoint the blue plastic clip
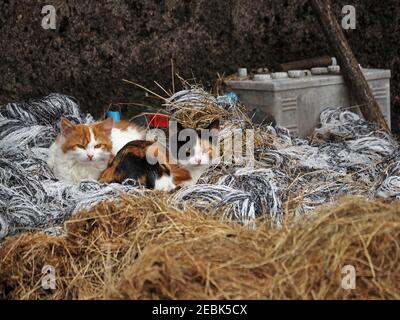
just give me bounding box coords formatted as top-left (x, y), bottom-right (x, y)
top-left (217, 91), bottom-right (238, 107)
top-left (106, 111), bottom-right (121, 123)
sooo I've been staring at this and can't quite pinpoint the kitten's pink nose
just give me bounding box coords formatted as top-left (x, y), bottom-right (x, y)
top-left (87, 154), bottom-right (94, 161)
top-left (196, 159), bottom-right (202, 165)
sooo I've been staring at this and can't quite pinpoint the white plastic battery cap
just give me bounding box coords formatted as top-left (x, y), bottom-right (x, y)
top-left (311, 67), bottom-right (329, 75)
top-left (271, 72), bottom-right (288, 79)
top-left (253, 74), bottom-right (271, 81)
top-left (238, 68), bottom-right (248, 77)
top-left (328, 65), bottom-right (341, 74)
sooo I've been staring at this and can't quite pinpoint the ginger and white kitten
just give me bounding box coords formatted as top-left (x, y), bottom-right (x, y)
top-left (99, 120), bottom-right (220, 191)
top-left (47, 117), bottom-right (145, 184)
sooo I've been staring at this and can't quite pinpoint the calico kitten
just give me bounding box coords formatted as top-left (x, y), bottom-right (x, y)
top-left (47, 117), bottom-right (145, 183)
top-left (98, 120), bottom-right (220, 191)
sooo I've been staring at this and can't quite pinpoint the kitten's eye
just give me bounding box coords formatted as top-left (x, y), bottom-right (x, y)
top-left (185, 150), bottom-right (191, 157)
top-left (94, 144), bottom-right (102, 149)
top-left (76, 144), bottom-right (85, 149)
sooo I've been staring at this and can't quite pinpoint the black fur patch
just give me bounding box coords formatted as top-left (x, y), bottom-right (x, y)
top-left (103, 140), bottom-right (168, 189)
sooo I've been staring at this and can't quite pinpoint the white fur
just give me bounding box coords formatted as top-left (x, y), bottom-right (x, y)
top-left (178, 139), bottom-right (212, 167)
top-left (148, 134), bottom-right (208, 190)
top-left (154, 174), bottom-right (176, 191)
top-left (48, 123), bottom-right (145, 184)
top-left (47, 128), bottom-right (111, 184)
top-left (177, 139), bottom-right (214, 186)
top-left (111, 126), bottom-right (145, 155)
top-left (181, 165), bottom-right (208, 186)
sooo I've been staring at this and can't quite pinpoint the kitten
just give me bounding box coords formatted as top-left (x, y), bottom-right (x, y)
top-left (47, 117), bottom-right (145, 183)
top-left (98, 120), bottom-right (220, 191)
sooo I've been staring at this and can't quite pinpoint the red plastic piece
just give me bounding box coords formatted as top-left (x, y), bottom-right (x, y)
top-left (147, 114), bottom-right (169, 128)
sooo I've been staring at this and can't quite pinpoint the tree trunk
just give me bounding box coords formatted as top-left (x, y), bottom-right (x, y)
top-left (309, 0), bottom-right (390, 132)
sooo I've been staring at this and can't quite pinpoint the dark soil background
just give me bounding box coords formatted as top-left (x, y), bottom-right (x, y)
top-left (1, 0), bottom-right (399, 132)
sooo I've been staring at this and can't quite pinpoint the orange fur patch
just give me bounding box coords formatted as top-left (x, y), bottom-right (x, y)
top-left (170, 165), bottom-right (192, 185)
top-left (115, 120), bottom-right (144, 134)
top-left (92, 123), bottom-right (112, 152)
top-left (61, 124), bottom-right (91, 153)
top-left (98, 164), bottom-right (118, 183)
top-left (60, 122), bottom-right (113, 153)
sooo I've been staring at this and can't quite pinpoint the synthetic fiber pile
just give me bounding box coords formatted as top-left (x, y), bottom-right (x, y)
top-left (1, 91), bottom-right (400, 240)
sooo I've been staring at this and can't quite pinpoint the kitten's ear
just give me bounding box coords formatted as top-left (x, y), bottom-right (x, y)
top-left (98, 117), bottom-right (114, 135)
top-left (60, 118), bottom-right (75, 137)
top-left (206, 119), bottom-right (220, 135)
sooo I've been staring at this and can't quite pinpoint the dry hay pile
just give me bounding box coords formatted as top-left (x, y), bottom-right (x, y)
top-left (1, 193), bottom-right (399, 300)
